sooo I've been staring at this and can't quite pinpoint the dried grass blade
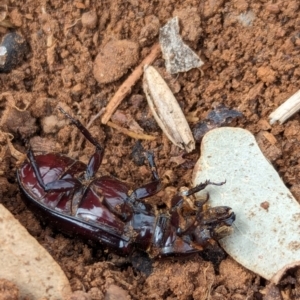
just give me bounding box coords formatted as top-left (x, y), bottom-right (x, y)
top-left (143, 65), bottom-right (195, 152)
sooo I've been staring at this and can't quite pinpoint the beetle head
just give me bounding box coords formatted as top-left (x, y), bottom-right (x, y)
top-left (192, 206), bottom-right (235, 247)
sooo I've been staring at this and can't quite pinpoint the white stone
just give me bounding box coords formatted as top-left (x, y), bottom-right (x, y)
top-left (193, 127), bottom-right (300, 282)
top-left (0, 204), bottom-right (71, 299)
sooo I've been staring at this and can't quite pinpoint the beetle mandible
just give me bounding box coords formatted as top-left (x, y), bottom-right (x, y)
top-left (17, 107), bottom-right (235, 258)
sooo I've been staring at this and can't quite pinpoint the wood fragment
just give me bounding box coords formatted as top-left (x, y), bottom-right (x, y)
top-left (101, 43), bottom-right (161, 124)
top-left (269, 90), bottom-right (300, 124)
top-left (107, 121), bottom-right (157, 140)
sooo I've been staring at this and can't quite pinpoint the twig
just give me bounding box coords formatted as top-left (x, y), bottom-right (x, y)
top-left (106, 121), bottom-right (157, 140)
top-left (4, 132), bottom-right (26, 164)
top-left (269, 89), bottom-right (300, 124)
top-left (101, 43), bottom-right (161, 124)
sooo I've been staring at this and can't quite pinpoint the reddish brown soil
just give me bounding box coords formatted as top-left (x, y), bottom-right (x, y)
top-left (1, 0), bottom-right (300, 299)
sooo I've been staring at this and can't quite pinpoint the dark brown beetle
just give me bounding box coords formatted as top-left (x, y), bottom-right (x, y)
top-left (17, 108), bottom-right (235, 258)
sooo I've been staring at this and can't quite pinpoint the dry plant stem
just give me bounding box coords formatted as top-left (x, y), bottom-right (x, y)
top-left (5, 133), bottom-right (26, 164)
top-left (0, 92), bottom-right (30, 111)
top-left (101, 43), bottom-right (161, 124)
top-left (0, 19), bottom-right (14, 28)
top-left (106, 121), bottom-right (157, 140)
top-left (269, 89), bottom-right (300, 124)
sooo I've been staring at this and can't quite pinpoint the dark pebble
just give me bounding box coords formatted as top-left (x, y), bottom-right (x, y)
top-left (0, 32), bottom-right (27, 72)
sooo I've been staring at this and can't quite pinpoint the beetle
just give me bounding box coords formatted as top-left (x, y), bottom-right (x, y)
top-left (17, 107), bottom-right (235, 258)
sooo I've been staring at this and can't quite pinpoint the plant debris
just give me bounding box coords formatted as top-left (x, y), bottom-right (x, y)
top-left (101, 43), bottom-right (161, 124)
top-left (93, 40), bottom-right (140, 84)
top-left (143, 65), bottom-right (195, 152)
top-left (159, 17), bottom-right (204, 74)
top-left (106, 120), bottom-right (156, 141)
top-left (0, 3), bottom-right (14, 28)
top-left (269, 89), bottom-right (300, 124)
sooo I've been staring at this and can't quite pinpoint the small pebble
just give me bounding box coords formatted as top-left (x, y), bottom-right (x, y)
top-left (71, 83), bottom-right (86, 95)
top-left (257, 66), bottom-right (276, 84)
top-left (81, 11), bottom-right (98, 29)
top-left (0, 32), bottom-right (27, 72)
top-left (93, 40), bottom-right (139, 84)
top-left (1, 108), bottom-right (37, 138)
top-left (139, 15), bottom-right (160, 46)
top-left (104, 284), bottom-right (130, 300)
top-left (41, 115), bottom-right (67, 134)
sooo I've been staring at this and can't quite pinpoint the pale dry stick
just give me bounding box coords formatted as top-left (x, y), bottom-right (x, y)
top-left (269, 89), bottom-right (300, 124)
top-left (74, 106), bottom-right (156, 151)
top-left (4, 132), bottom-right (26, 164)
top-left (106, 121), bottom-right (156, 140)
top-left (0, 92), bottom-right (30, 111)
top-left (0, 19), bottom-right (14, 28)
top-left (101, 43), bottom-right (161, 124)
top-left (64, 18), bottom-right (81, 35)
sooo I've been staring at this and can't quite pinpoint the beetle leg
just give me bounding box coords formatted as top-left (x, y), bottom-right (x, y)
top-left (129, 151), bottom-right (161, 201)
top-left (181, 180), bottom-right (225, 199)
top-left (145, 151), bottom-right (160, 181)
top-left (58, 107), bottom-right (104, 180)
top-left (42, 177), bottom-right (82, 192)
top-left (170, 180), bottom-right (226, 235)
top-left (85, 148), bottom-right (103, 180)
top-left (169, 180), bottom-right (218, 212)
top-left (27, 149), bottom-right (81, 192)
top-left (174, 196), bottom-right (209, 236)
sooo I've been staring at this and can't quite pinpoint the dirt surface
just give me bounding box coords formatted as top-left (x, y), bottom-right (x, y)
top-left (1, 0), bottom-right (300, 299)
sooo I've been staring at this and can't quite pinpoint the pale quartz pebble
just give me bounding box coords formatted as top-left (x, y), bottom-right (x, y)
top-left (237, 11), bottom-right (256, 26)
top-left (41, 115), bottom-right (67, 134)
top-left (159, 17), bottom-right (204, 74)
top-left (193, 127), bottom-right (300, 283)
top-left (143, 65), bottom-right (195, 152)
top-left (0, 204), bottom-right (71, 299)
top-left (269, 89), bottom-right (300, 124)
